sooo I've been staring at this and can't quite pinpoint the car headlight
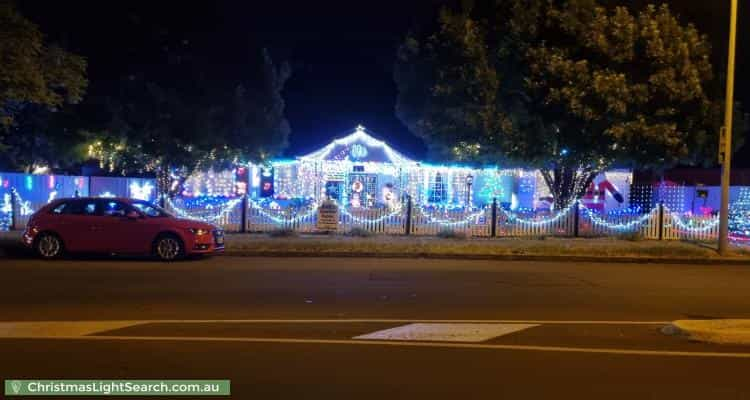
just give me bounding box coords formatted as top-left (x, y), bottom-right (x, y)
top-left (188, 228), bottom-right (209, 236)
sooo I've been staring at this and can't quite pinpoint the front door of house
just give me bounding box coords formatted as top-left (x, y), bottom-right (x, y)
top-left (348, 174), bottom-right (377, 208)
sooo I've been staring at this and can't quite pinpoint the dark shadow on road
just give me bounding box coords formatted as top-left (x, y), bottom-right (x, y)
top-left (0, 235), bottom-right (206, 263)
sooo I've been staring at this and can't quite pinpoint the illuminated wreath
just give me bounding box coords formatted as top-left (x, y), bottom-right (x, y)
top-left (351, 180), bottom-right (364, 193)
top-left (350, 144), bottom-right (368, 160)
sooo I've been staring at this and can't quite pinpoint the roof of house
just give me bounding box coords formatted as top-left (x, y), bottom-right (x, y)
top-left (298, 125), bottom-right (415, 165)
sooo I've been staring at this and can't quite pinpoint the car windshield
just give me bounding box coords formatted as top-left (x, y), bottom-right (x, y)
top-left (131, 200), bottom-right (173, 218)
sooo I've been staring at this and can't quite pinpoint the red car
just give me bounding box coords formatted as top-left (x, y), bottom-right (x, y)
top-left (22, 197), bottom-right (224, 261)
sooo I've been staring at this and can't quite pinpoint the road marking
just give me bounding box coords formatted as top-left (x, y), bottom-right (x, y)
top-left (0, 319), bottom-right (671, 325)
top-left (0, 321), bottom-right (140, 338)
top-left (354, 323), bottom-right (538, 342)
top-left (2, 335), bottom-right (749, 359)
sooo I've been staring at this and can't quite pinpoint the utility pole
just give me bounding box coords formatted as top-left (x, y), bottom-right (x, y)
top-left (719, 0), bottom-right (739, 254)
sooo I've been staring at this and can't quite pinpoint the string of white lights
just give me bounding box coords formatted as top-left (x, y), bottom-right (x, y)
top-left (414, 206), bottom-right (487, 225)
top-left (499, 202), bottom-right (577, 226)
top-left (579, 204), bottom-right (653, 231)
top-left (668, 212), bottom-right (720, 232)
top-left (246, 198), bottom-right (321, 224)
top-left (339, 206), bottom-right (404, 224)
top-left (165, 196), bottom-right (243, 223)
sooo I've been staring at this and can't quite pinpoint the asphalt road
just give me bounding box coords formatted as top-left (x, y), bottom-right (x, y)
top-left (1, 255), bottom-right (749, 399)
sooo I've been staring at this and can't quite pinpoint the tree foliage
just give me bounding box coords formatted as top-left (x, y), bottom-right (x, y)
top-left (395, 0), bottom-right (746, 207)
top-left (82, 47), bottom-right (291, 195)
top-left (0, 0), bottom-right (87, 170)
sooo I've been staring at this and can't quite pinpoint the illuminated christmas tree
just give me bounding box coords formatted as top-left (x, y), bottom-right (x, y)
top-left (478, 173), bottom-right (508, 205)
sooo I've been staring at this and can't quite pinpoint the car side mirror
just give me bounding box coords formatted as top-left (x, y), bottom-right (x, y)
top-left (126, 210), bottom-right (141, 219)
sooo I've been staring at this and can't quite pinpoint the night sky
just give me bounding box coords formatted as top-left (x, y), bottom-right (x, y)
top-left (18, 0), bottom-right (750, 163)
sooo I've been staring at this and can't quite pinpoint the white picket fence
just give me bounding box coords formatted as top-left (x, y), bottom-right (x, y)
top-left (411, 207), bottom-right (492, 237)
top-left (247, 206), bottom-right (407, 235)
top-left (496, 206), bottom-right (577, 237)
top-left (5, 192), bottom-right (721, 243)
top-left (164, 198), bottom-right (243, 232)
top-left (663, 212), bottom-right (720, 242)
top-left (578, 205), bottom-right (719, 241)
top-left (242, 202), bottom-right (720, 242)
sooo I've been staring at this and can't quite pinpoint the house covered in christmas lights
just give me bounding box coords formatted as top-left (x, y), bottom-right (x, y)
top-left (183, 125), bottom-right (633, 211)
top-left (255, 125), bottom-right (520, 209)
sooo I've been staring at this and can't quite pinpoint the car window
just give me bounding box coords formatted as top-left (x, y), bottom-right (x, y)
top-left (100, 200), bottom-right (129, 217)
top-left (132, 201), bottom-right (171, 217)
top-left (84, 202), bottom-right (97, 215)
top-left (51, 202), bottom-right (69, 214)
top-left (61, 200), bottom-right (98, 216)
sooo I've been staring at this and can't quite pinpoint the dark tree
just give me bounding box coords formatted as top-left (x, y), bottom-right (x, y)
top-left (83, 47), bottom-right (292, 196)
top-left (395, 0), bottom-right (747, 208)
top-left (0, 0), bottom-right (87, 170)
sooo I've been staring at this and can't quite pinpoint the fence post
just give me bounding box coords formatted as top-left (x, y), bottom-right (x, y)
top-left (10, 189), bottom-right (16, 231)
top-left (240, 194), bottom-right (248, 233)
top-left (573, 201), bottom-right (580, 237)
top-left (658, 202), bottom-right (665, 240)
top-left (491, 198), bottom-right (497, 238)
top-left (405, 195), bottom-right (412, 235)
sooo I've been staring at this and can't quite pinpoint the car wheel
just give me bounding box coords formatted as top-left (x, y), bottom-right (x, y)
top-left (154, 234), bottom-right (184, 261)
top-left (35, 233), bottom-right (64, 259)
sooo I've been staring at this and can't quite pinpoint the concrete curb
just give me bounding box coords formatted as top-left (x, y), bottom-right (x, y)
top-left (220, 250), bottom-right (750, 265)
top-left (664, 320), bottom-right (750, 345)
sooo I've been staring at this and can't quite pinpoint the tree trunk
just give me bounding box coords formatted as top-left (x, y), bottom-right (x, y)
top-left (155, 167), bottom-right (174, 207)
top-left (541, 166), bottom-right (599, 210)
top-left (156, 165), bottom-right (188, 208)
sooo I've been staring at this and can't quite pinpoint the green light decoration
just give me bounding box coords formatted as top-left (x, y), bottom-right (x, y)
top-left (477, 172), bottom-right (511, 204)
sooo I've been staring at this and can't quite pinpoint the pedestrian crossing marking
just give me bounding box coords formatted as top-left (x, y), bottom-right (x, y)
top-left (353, 323), bottom-right (538, 343)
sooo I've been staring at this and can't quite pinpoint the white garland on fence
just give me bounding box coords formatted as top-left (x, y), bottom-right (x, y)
top-left (339, 206), bottom-right (404, 224)
top-left (247, 198), bottom-right (320, 224)
top-left (579, 204), bottom-right (652, 231)
top-left (413, 206), bottom-right (487, 226)
top-left (499, 202), bottom-right (577, 227)
top-left (165, 196), bottom-right (243, 223)
top-left (668, 212), bottom-right (720, 232)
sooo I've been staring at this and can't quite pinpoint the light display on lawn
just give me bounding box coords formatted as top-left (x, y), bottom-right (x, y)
top-left (154, 125), bottom-right (635, 214)
top-left (181, 169), bottom-right (235, 197)
top-left (729, 188), bottom-right (750, 238)
top-left (129, 181), bottom-right (154, 201)
top-left (0, 193), bottom-right (11, 231)
top-left (477, 171), bottom-right (511, 206)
